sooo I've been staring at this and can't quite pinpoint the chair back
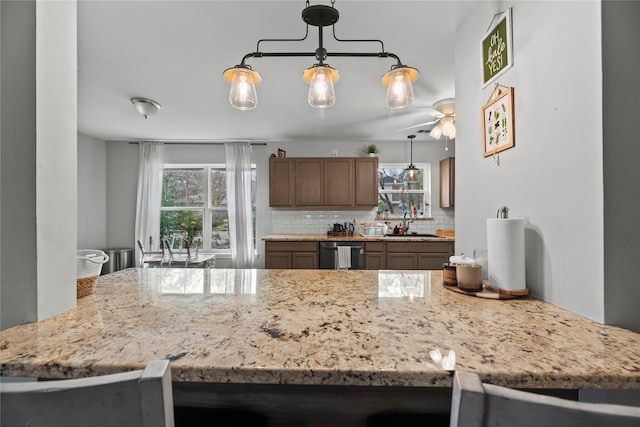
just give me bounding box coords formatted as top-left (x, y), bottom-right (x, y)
top-left (451, 371), bottom-right (640, 427)
top-left (1, 360), bottom-right (174, 427)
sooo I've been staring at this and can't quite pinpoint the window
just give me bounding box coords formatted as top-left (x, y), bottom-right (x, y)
top-left (377, 163), bottom-right (431, 219)
top-left (160, 164), bottom-right (257, 253)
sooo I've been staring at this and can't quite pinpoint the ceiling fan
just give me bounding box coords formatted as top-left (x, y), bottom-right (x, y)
top-left (396, 98), bottom-right (456, 139)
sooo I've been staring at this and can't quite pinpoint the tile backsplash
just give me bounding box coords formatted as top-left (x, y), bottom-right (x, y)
top-left (272, 209), bottom-right (455, 234)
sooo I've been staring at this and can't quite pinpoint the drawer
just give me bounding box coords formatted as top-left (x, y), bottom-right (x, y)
top-left (364, 241), bottom-right (385, 252)
top-left (266, 241), bottom-right (319, 252)
top-left (386, 241), bottom-right (451, 253)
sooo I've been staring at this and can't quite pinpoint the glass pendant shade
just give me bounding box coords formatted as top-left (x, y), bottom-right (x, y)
top-left (304, 65), bottom-right (338, 108)
top-left (224, 67), bottom-right (262, 110)
top-left (429, 123), bottom-right (443, 139)
top-left (447, 125), bottom-right (456, 139)
top-left (441, 116), bottom-right (456, 138)
top-left (402, 135), bottom-right (420, 187)
top-left (381, 67), bottom-right (419, 109)
top-left (402, 165), bottom-right (420, 187)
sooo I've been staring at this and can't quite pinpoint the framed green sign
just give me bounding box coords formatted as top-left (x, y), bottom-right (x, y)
top-left (482, 8), bottom-right (513, 88)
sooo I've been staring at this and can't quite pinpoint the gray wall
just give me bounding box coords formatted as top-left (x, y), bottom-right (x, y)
top-left (601, 1), bottom-right (640, 331)
top-left (78, 134), bottom-right (106, 250)
top-left (1, 1), bottom-right (77, 330)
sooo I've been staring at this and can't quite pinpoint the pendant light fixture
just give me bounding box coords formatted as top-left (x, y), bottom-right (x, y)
top-left (402, 135), bottom-right (420, 188)
top-left (224, 1), bottom-right (419, 110)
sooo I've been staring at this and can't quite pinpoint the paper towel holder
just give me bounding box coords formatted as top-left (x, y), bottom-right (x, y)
top-left (497, 206), bottom-right (509, 218)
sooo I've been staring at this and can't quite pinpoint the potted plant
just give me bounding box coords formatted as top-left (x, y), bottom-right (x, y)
top-left (365, 144), bottom-right (379, 157)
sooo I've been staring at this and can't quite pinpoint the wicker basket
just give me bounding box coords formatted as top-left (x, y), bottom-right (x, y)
top-left (76, 250), bottom-right (109, 298)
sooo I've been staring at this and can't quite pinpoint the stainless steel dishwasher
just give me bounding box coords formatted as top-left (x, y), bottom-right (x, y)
top-left (319, 241), bottom-right (364, 270)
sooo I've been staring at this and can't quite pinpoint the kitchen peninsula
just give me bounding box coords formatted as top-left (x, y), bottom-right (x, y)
top-left (2, 268), bottom-right (639, 425)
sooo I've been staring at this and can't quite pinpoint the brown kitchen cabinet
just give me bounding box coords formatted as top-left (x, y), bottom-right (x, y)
top-left (324, 158), bottom-right (353, 206)
top-left (265, 241), bottom-right (319, 269)
top-left (364, 241), bottom-right (386, 270)
top-left (354, 157), bottom-right (379, 206)
top-left (440, 157), bottom-right (455, 209)
top-left (269, 158), bottom-right (294, 207)
top-left (386, 241), bottom-right (454, 270)
top-left (269, 157), bottom-right (378, 208)
top-left (294, 158), bottom-right (324, 206)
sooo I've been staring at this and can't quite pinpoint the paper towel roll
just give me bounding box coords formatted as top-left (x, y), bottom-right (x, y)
top-left (487, 218), bottom-right (526, 291)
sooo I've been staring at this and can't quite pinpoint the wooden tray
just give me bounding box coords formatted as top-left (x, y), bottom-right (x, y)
top-left (443, 281), bottom-right (529, 300)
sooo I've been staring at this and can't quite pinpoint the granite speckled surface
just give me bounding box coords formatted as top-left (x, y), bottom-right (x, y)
top-left (1, 268), bottom-right (639, 390)
top-left (263, 233), bottom-right (455, 242)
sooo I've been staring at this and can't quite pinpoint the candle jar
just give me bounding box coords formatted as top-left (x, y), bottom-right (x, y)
top-left (442, 263), bottom-right (457, 286)
top-left (456, 264), bottom-right (483, 291)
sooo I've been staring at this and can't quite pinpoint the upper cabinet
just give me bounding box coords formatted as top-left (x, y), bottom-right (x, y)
top-left (294, 158), bottom-right (324, 206)
top-left (439, 157), bottom-right (455, 209)
top-left (269, 158), bottom-right (294, 207)
top-left (324, 158), bottom-right (354, 206)
top-left (269, 157), bottom-right (378, 209)
top-left (354, 157), bottom-right (379, 207)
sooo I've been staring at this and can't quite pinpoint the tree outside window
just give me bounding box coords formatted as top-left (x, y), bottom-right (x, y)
top-left (377, 163), bottom-right (431, 218)
top-left (160, 164), bottom-right (256, 252)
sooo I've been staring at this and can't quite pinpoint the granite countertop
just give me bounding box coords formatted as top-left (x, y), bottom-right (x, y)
top-left (263, 233), bottom-right (455, 242)
top-left (1, 268), bottom-right (639, 390)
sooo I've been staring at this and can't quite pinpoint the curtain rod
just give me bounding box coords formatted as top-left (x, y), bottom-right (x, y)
top-left (123, 140), bottom-right (268, 146)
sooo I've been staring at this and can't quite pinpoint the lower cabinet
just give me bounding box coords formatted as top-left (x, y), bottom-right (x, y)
top-left (265, 241), bottom-right (318, 269)
top-left (386, 241), bottom-right (454, 270)
top-left (266, 239), bottom-right (453, 270)
top-left (364, 242), bottom-right (385, 270)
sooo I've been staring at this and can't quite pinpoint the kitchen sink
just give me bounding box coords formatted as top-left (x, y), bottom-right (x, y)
top-left (385, 233), bottom-right (444, 238)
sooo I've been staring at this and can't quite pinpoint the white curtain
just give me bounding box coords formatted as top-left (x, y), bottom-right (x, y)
top-left (225, 142), bottom-right (254, 268)
top-left (135, 142), bottom-right (164, 264)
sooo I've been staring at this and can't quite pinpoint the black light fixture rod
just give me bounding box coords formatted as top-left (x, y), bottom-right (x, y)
top-left (248, 52), bottom-right (317, 59)
top-left (256, 25), bottom-right (310, 52)
top-left (332, 26), bottom-right (385, 52)
top-left (316, 24), bottom-right (327, 63)
top-left (239, 51), bottom-right (403, 63)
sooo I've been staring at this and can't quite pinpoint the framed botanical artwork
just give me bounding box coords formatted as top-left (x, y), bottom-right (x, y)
top-left (482, 85), bottom-right (515, 157)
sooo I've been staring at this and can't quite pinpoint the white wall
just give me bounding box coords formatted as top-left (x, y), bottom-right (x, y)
top-left (35, 0), bottom-right (78, 320)
top-left (78, 134), bottom-right (106, 250)
top-left (455, 2), bottom-right (605, 322)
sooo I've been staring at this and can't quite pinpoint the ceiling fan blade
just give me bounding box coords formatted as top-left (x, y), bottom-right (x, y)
top-left (396, 120), bottom-right (439, 132)
top-left (415, 106), bottom-right (444, 117)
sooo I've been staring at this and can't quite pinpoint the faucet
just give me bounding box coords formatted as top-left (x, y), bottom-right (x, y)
top-left (403, 212), bottom-right (412, 235)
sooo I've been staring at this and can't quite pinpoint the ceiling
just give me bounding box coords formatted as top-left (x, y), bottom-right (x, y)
top-left (77, 0), bottom-right (474, 144)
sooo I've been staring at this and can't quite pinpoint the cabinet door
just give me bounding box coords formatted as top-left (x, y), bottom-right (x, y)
top-left (266, 252), bottom-right (292, 269)
top-left (417, 253), bottom-right (449, 270)
top-left (386, 253), bottom-right (418, 270)
top-left (365, 253), bottom-right (385, 270)
top-left (440, 157), bottom-right (455, 209)
top-left (355, 157), bottom-right (379, 207)
top-left (292, 252), bottom-right (318, 269)
top-left (294, 159), bottom-right (324, 206)
top-left (269, 158), bottom-right (294, 207)
top-left (324, 158), bottom-right (353, 206)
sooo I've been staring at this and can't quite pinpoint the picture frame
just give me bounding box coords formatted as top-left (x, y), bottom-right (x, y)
top-left (481, 85), bottom-right (515, 157)
top-left (481, 8), bottom-right (513, 88)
